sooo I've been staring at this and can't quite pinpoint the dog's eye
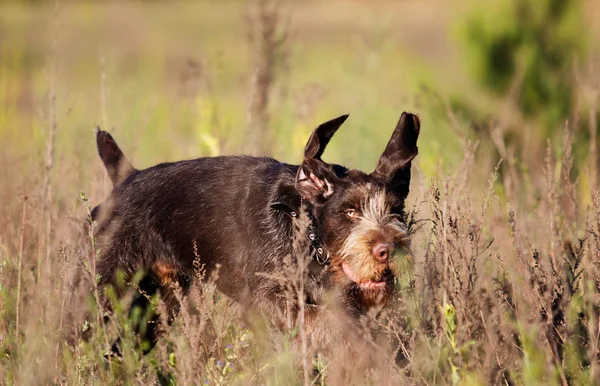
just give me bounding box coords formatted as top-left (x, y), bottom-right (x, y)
top-left (343, 209), bottom-right (357, 219)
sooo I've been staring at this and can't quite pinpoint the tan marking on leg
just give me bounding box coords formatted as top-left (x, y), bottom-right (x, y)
top-left (151, 261), bottom-right (177, 286)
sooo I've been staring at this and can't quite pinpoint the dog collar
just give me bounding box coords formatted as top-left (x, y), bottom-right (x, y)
top-left (270, 200), bottom-right (330, 266)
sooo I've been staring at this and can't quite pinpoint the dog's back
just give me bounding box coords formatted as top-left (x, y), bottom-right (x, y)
top-left (93, 132), bottom-right (301, 304)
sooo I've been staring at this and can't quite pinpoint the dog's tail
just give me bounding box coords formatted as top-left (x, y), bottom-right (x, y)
top-left (96, 127), bottom-right (136, 186)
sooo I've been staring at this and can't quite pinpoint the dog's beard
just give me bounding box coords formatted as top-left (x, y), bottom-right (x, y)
top-left (339, 268), bottom-right (395, 310)
top-left (341, 260), bottom-right (394, 290)
top-left (338, 222), bottom-right (408, 288)
top-left (336, 221), bottom-right (410, 312)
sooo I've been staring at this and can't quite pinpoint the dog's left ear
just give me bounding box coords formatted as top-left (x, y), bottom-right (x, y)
top-left (296, 114), bottom-right (348, 203)
top-left (371, 112), bottom-right (420, 200)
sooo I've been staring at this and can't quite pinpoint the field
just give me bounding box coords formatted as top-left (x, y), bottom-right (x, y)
top-left (1, 0), bottom-right (600, 384)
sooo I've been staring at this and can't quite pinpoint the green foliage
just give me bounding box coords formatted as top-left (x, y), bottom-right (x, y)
top-left (459, 0), bottom-right (587, 133)
top-left (520, 326), bottom-right (558, 385)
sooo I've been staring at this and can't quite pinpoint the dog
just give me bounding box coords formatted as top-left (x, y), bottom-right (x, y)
top-left (91, 112), bottom-right (420, 354)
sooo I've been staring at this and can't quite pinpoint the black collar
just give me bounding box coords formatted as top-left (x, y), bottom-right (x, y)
top-left (270, 199), bottom-right (330, 266)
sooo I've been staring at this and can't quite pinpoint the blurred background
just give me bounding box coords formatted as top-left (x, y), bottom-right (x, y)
top-left (2, 1), bottom-right (600, 383)
top-left (1, 0), bottom-right (598, 206)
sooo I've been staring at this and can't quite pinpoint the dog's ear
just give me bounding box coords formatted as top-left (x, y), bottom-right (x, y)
top-left (371, 112), bottom-right (420, 200)
top-left (296, 114), bottom-right (348, 203)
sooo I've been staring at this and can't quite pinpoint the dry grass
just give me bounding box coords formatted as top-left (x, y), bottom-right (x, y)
top-left (2, 114), bottom-right (599, 385)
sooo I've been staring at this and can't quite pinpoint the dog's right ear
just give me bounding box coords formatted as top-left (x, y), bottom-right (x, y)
top-left (296, 114), bottom-right (348, 203)
top-left (370, 112), bottom-right (420, 200)
top-left (96, 127), bottom-right (136, 186)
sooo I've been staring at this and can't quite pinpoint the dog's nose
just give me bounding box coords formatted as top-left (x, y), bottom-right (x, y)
top-left (372, 243), bottom-right (392, 262)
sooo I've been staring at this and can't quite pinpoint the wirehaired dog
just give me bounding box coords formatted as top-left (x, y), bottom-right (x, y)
top-left (91, 112), bottom-right (420, 354)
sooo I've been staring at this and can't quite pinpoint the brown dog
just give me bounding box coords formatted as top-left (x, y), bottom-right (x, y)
top-left (92, 112), bottom-right (420, 354)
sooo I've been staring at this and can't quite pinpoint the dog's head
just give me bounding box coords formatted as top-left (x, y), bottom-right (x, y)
top-left (296, 113), bottom-right (419, 310)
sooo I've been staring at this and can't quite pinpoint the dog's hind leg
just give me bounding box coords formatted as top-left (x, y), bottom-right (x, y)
top-left (109, 266), bottom-right (191, 357)
top-left (109, 273), bottom-right (161, 356)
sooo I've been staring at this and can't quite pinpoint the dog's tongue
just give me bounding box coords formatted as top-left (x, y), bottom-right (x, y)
top-left (342, 263), bottom-right (386, 290)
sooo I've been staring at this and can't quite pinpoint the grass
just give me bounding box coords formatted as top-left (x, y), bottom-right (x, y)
top-left (1, 1), bottom-right (600, 385)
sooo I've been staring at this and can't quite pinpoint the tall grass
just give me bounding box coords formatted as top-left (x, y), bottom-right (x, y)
top-left (4, 116), bottom-right (599, 385)
top-left (1, 1), bottom-right (600, 385)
